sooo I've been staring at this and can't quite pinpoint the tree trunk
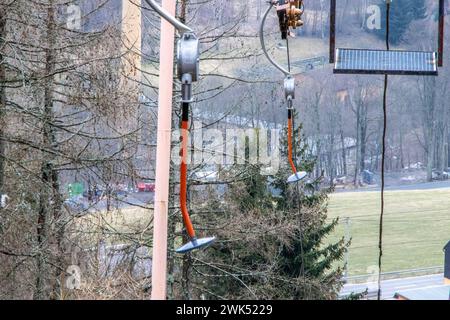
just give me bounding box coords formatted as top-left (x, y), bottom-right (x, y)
top-left (422, 77), bottom-right (436, 182)
top-left (34, 1), bottom-right (62, 300)
top-left (427, 131), bottom-right (435, 181)
top-left (399, 124), bottom-right (404, 170)
top-left (181, 253), bottom-right (192, 299)
top-left (328, 135), bottom-right (335, 187)
top-left (340, 130), bottom-right (347, 176)
top-left (35, 163), bottom-right (52, 300)
top-left (354, 104), bottom-right (361, 186)
top-left (358, 97), bottom-right (368, 174)
top-left (313, 93), bottom-right (322, 179)
top-left (0, 6), bottom-right (6, 195)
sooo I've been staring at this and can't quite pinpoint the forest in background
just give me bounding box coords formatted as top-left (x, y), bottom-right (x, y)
top-left (0, 0), bottom-right (448, 300)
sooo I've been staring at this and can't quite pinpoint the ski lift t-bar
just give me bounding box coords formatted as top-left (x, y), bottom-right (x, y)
top-left (145, 0), bottom-right (215, 254)
top-left (260, 1), bottom-right (307, 184)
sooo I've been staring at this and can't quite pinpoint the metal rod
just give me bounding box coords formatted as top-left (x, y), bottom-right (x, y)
top-left (329, 0), bottom-right (336, 63)
top-left (286, 36), bottom-right (291, 73)
top-left (151, 0), bottom-right (177, 301)
top-left (438, 0), bottom-right (445, 67)
top-left (144, 0), bottom-right (193, 34)
top-left (260, 2), bottom-right (291, 76)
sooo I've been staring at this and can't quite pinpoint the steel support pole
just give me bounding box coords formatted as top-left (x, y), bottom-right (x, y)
top-left (151, 0), bottom-right (176, 300)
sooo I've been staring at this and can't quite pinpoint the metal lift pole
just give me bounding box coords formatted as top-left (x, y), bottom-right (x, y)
top-left (151, 0), bottom-right (177, 300)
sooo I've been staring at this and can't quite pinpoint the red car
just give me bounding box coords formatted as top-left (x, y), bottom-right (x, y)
top-left (137, 182), bottom-right (155, 192)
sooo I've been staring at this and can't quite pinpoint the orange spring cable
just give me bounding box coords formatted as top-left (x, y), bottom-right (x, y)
top-left (180, 112), bottom-right (196, 239)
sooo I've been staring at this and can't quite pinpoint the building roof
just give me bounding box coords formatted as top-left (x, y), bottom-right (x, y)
top-left (444, 241), bottom-right (450, 251)
top-left (394, 285), bottom-right (450, 300)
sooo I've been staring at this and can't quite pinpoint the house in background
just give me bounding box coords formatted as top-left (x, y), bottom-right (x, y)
top-left (394, 285), bottom-right (450, 300)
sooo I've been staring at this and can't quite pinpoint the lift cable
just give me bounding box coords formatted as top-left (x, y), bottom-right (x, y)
top-left (377, 0), bottom-right (391, 301)
top-left (286, 35), bottom-right (292, 73)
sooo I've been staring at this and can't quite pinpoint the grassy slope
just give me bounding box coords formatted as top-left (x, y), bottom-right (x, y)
top-left (327, 189), bottom-right (450, 276)
top-left (76, 207), bottom-right (152, 247)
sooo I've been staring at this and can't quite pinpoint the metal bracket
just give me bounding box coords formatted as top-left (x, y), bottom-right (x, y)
top-left (144, 0), bottom-right (192, 34)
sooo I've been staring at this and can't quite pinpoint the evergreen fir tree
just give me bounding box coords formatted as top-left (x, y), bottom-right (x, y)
top-left (272, 110), bottom-right (349, 299)
top-left (195, 112), bottom-right (349, 300)
top-left (412, 0), bottom-right (428, 20)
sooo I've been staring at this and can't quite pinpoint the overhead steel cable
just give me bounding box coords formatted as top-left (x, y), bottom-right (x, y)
top-left (286, 35), bottom-right (291, 73)
top-left (377, 0), bottom-right (391, 301)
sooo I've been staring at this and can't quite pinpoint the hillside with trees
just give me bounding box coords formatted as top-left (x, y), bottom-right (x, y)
top-left (0, 0), bottom-right (448, 300)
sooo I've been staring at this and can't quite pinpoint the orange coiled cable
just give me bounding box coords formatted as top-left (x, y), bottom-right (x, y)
top-left (180, 103), bottom-right (196, 239)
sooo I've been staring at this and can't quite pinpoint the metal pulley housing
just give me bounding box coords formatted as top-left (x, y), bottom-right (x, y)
top-left (177, 32), bottom-right (200, 83)
top-left (284, 76), bottom-right (295, 101)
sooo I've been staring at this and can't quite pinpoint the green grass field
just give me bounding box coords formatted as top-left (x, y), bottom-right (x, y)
top-left (327, 188), bottom-right (450, 276)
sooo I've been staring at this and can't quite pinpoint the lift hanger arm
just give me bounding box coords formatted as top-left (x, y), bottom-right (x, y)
top-left (144, 0), bottom-right (193, 34)
top-left (329, 0), bottom-right (336, 63)
top-left (260, 2), bottom-right (291, 76)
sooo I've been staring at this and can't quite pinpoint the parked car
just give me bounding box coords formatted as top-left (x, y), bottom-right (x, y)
top-left (137, 182), bottom-right (155, 192)
top-left (83, 189), bottom-right (104, 199)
